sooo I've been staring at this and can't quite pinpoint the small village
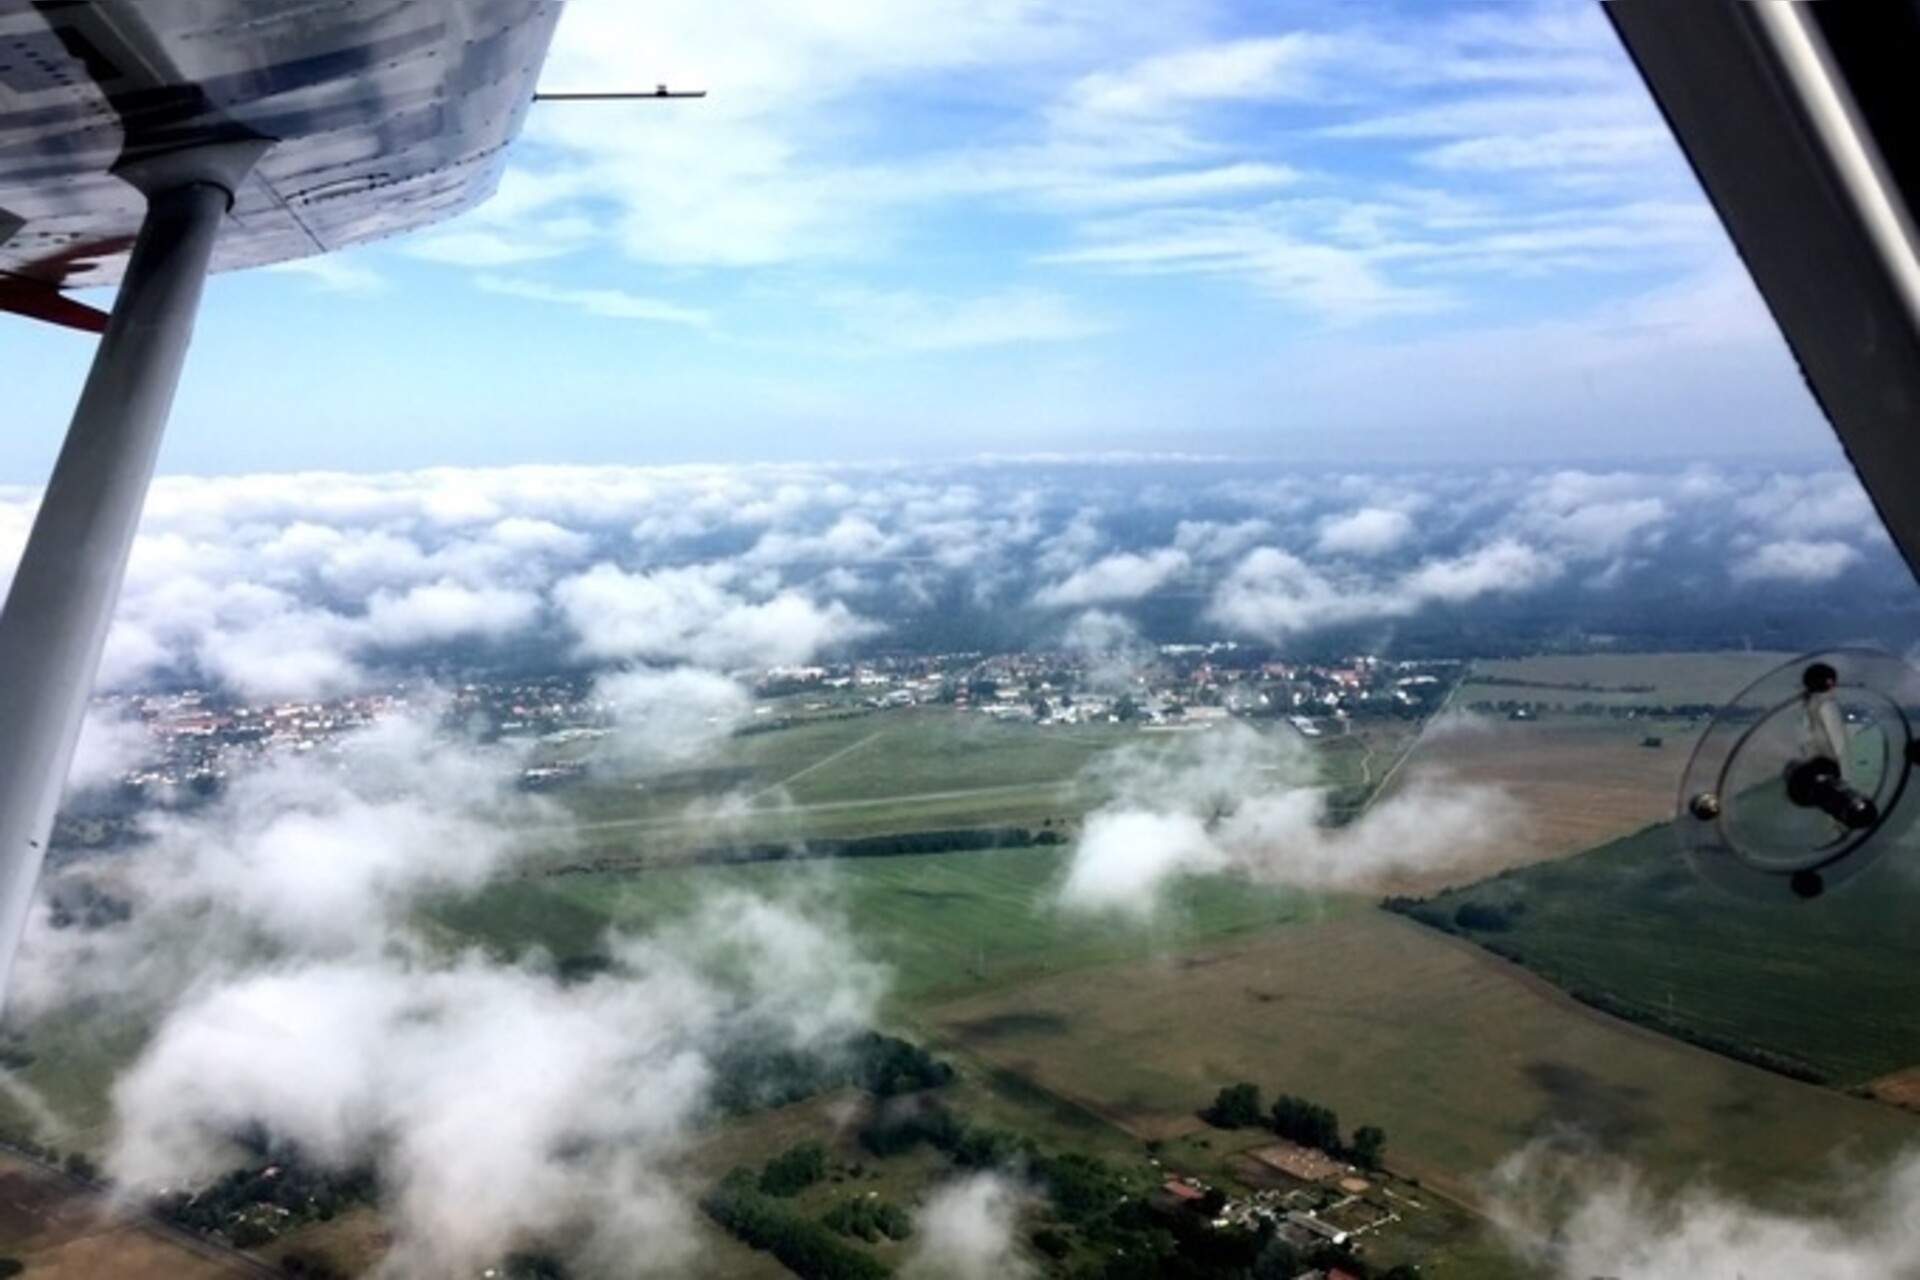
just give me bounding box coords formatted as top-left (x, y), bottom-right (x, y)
top-left (81, 649), bottom-right (1459, 798)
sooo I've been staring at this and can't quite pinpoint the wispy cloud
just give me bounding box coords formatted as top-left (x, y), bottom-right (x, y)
top-left (477, 275), bottom-right (712, 329)
top-left (826, 287), bottom-right (1109, 353)
top-left (263, 255), bottom-right (387, 295)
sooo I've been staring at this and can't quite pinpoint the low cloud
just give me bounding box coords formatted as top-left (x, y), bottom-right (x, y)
top-left (0, 460), bottom-right (1887, 704)
top-left (1055, 724), bottom-right (1514, 917)
top-left (593, 666), bottom-right (753, 766)
top-left (1732, 538), bottom-right (1861, 585)
top-left (16, 697), bottom-right (890, 1278)
top-left (1316, 506), bottom-right (1414, 557)
top-left (556, 562), bottom-right (874, 669)
top-left (1207, 538), bottom-right (1562, 638)
top-left (12, 712), bottom-right (554, 1018)
top-left (66, 707), bottom-right (152, 796)
top-left (360, 581), bottom-right (544, 649)
top-left (1034, 547), bottom-right (1189, 607)
top-left (109, 893), bottom-right (886, 1280)
top-left (1490, 1143), bottom-right (1920, 1280)
top-left (903, 1173), bottom-right (1035, 1280)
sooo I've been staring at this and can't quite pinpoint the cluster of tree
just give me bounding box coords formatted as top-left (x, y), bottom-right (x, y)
top-left (1270, 1095), bottom-right (1342, 1153)
top-left (549, 828), bottom-right (1062, 880)
top-left (709, 1028), bottom-right (955, 1115)
top-left (1204, 1086), bottom-right (1387, 1171)
top-left (1383, 894), bottom-right (1528, 937)
top-left (0, 1126), bottom-right (97, 1184)
top-left (155, 1148), bottom-right (375, 1247)
top-left (707, 826), bottom-right (1059, 866)
top-left (822, 1195), bottom-right (912, 1243)
top-left (1201, 1082), bottom-right (1262, 1129)
top-left (702, 1170), bottom-right (889, 1280)
top-left (1451, 900), bottom-right (1525, 933)
top-left (759, 1142), bottom-right (830, 1197)
top-left (847, 1031), bottom-right (956, 1098)
top-left (856, 1097), bottom-right (1039, 1170)
top-left (280, 1252), bottom-right (351, 1280)
top-left (856, 1100), bottom-right (1252, 1278)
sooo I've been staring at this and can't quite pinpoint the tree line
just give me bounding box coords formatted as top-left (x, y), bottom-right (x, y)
top-left (1204, 1083), bottom-right (1386, 1171)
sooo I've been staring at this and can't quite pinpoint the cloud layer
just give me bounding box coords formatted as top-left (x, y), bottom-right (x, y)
top-left (1492, 1143), bottom-right (1920, 1280)
top-left (0, 458), bottom-right (1898, 706)
top-left (22, 699), bottom-right (889, 1279)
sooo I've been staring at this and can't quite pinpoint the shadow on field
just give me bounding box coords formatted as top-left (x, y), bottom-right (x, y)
top-left (948, 1009), bottom-right (1073, 1041)
top-left (894, 887), bottom-right (972, 905)
top-left (1521, 1060), bottom-right (1654, 1152)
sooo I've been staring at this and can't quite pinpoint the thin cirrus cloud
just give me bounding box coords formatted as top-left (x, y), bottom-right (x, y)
top-left (475, 275), bottom-right (713, 329)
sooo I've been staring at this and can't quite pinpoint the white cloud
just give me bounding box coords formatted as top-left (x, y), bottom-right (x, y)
top-left (1316, 507), bottom-right (1413, 557)
top-left (1735, 473), bottom-right (1880, 539)
top-left (594, 666), bottom-right (752, 765)
top-left (1732, 539), bottom-right (1861, 585)
top-left (828, 288), bottom-right (1109, 353)
top-left (195, 605), bottom-right (365, 701)
top-left (1056, 808), bottom-right (1224, 916)
top-left (903, 1173), bottom-right (1035, 1280)
top-left (1492, 1144), bottom-right (1920, 1280)
top-left (65, 707), bottom-right (151, 795)
top-left (263, 255), bottom-right (387, 294)
top-left (1401, 538), bottom-right (1561, 603)
top-left (1056, 725), bottom-right (1515, 918)
top-left (1034, 547), bottom-right (1188, 608)
top-left (554, 562), bottom-right (874, 668)
top-left (108, 894), bottom-right (885, 1280)
top-left (15, 679), bottom-right (889, 1278)
top-left (0, 461), bottom-right (1889, 712)
top-left (476, 275), bottom-right (712, 329)
top-left (1059, 33), bottom-right (1337, 124)
top-left (1172, 517), bottom-right (1272, 562)
top-left (360, 581), bottom-right (544, 649)
top-left (1207, 538), bottom-right (1561, 638)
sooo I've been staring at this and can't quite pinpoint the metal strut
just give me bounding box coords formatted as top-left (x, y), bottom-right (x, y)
top-left (0, 139), bottom-right (265, 1004)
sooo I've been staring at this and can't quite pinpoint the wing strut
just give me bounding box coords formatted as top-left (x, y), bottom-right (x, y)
top-left (1606, 2), bottom-right (1920, 579)
top-left (0, 139), bottom-right (267, 1003)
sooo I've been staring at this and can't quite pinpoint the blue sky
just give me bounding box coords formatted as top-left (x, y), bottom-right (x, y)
top-left (4, 0), bottom-right (1844, 481)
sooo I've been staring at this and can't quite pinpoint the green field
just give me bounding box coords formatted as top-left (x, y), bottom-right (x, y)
top-left (1407, 821), bottom-right (1920, 1086)
top-left (923, 910), bottom-right (1920, 1211)
top-left (547, 711), bottom-right (1141, 862)
top-left (434, 847), bottom-right (1335, 1004)
top-left (1463, 651), bottom-right (1791, 711)
top-left (21, 664), bottom-right (1915, 1279)
top-left (541, 707), bottom-right (1416, 864)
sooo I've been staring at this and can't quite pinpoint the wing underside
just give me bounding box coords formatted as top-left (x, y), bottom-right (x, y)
top-left (0, 0), bottom-right (563, 327)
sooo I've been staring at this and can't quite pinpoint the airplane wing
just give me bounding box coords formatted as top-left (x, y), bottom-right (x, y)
top-left (1, 0), bottom-right (563, 328)
top-left (0, 0), bottom-right (563, 1003)
top-left (1606, 2), bottom-right (1920, 579)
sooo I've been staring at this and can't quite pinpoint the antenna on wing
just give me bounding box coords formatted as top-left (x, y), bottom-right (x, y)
top-left (535, 85), bottom-right (706, 101)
